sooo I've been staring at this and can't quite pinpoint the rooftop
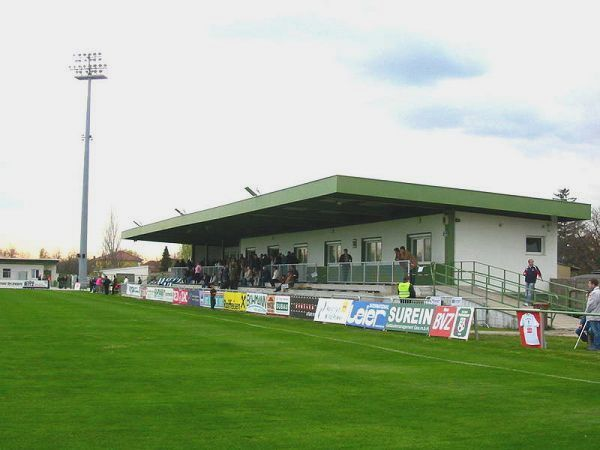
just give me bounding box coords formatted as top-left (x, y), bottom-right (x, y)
top-left (122, 175), bottom-right (591, 246)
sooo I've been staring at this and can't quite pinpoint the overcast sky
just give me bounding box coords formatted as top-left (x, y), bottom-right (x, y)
top-left (1, 0), bottom-right (599, 260)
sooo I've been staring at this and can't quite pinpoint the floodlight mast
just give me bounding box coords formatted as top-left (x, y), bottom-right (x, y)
top-left (69, 52), bottom-right (107, 287)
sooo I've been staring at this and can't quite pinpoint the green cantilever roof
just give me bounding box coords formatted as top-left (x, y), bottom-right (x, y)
top-left (122, 175), bottom-right (591, 245)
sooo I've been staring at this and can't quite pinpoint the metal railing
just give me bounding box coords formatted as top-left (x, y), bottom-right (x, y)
top-left (170, 263), bottom-right (319, 285)
top-left (431, 261), bottom-right (589, 312)
top-left (326, 260), bottom-right (411, 284)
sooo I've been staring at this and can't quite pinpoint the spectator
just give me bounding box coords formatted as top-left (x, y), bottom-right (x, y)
top-left (523, 259), bottom-right (542, 306)
top-left (397, 276), bottom-right (416, 300)
top-left (338, 248), bottom-right (352, 282)
top-left (95, 276), bottom-right (103, 293)
top-left (270, 266), bottom-right (281, 287)
top-left (103, 275), bottom-right (110, 295)
top-left (397, 246), bottom-right (418, 284)
top-left (585, 278), bottom-right (600, 351)
top-left (111, 275), bottom-right (118, 294)
top-left (194, 262), bottom-right (203, 284)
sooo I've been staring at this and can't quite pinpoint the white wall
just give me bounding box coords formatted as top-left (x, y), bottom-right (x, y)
top-left (240, 214), bottom-right (446, 265)
top-left (454, 212), bottom-right (557, 284)
top-left (0, 263), bottom-right (57, 281)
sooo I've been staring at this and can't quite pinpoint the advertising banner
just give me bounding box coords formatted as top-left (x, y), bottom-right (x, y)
top-left (450, 307), bottom-right (474, 340)
top-left (173, 288), bottom-right (190, 305)
top-left (314, 298), bottom-right (354, 324)
top-left (429, 306), bottom-right (458, 338)
top-left (0, 280), bottom-right (49, 289)
top-left (125, 283), bottom-right (142, 298)
top-left (517, 311), bottom-right (544, 348)
top-left (346, 301), bottom-right (389, 330)
top-left (224, 292), bottom-right (247, 312)
top-left (386, 302), bottom-right (435, 334)
top-left (269, 295), bottom-right (290, 316)
top-left (145, 287), bottom-right (173, 303)
top-left (246, 293), bottom-right (268, 315)
top-left (425, 296), bottom-right (442, 306)
top-left (290, 296), bottom-right (319, 320)
top-left (189, 289), bottom-right (202, 307)
top-left (0, 280), bottom-right (27, 289)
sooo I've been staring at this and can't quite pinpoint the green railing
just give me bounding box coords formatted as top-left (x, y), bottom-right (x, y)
top-left (431, 261), bottom-right (588, 312)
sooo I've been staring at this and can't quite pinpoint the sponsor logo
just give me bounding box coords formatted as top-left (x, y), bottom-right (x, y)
top-left (346, 302), bottom-right (389, 330)
top-left (246, 293), bottom-right (267, 314)
top-left (314, 298), bottom-right (353, 324)
top-left (290, 297), bottom-right (319, 319)
top-left (173, 288), bottom-right (189, 305)
top-left (386, 303), bottom-right (435, 334)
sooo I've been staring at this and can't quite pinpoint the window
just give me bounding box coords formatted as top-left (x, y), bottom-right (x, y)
top-left (526, 237), bottom-right (544, 254)
top-left (325, 241), bottom-right (341, 265)
top-left (2, 268), bottom-right (10, 278)
top-left (267, 246), bottom-right (279, 259)
top-left (294, 244), bottom-right (308, 263)
top-left (224, 246), bottom-right (240, 261)
top-left (362, 238), bottom-right (382, 262)
top-left (409, 233), bottom-right (432, 263)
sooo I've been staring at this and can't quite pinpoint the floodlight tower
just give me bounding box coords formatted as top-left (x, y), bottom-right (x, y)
top-left (69, 52), bottom-right (107, 287)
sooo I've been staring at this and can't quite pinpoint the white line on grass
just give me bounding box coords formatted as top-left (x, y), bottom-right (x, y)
top-left (113, 298), bottom-right (600, 385)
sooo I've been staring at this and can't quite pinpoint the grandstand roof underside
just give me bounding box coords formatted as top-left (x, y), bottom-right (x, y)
top-left (122, 175), bottom-right (592, 246)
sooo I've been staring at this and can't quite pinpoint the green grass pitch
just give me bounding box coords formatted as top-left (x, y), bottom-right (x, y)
top-left (1, 289), bottom-right (600, 449)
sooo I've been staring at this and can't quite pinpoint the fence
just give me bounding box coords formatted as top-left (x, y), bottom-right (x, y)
top-left (169, 263), bottom-right (319, 285)
top-left (326, 260), bottom-right (410, 284)
top-left (431, 261), bottom-right (590, 312)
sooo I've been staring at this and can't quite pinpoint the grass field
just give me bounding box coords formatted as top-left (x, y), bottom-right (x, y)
top-left (1, 289), bottom-right (600, 449)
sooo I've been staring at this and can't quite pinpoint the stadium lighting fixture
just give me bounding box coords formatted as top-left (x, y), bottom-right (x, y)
top-left (69, 52), bottom-right (108, 287)
top-left (133, 221), bottom-right (143, 227)
top-left (244, 187), bottom-right (260, 197)
top-left (174, 208), bottom-right (186, 216)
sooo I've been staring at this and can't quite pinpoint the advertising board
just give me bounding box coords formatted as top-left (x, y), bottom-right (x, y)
top-left (173, 288), bottom-right (190, 305)
top-left (125, 283), bottom-right (141, 298)
top-left (346, 301), bottom-right (389, 330)
top-left (269, 295), bottom-right (290, 316)
top-left (290, 296), bottom-right (319, 320)
top-left (246, 293), bottom-right (268, 315)
top-left (314, 298), bottom-right (353, 324)
top-left (224, 292), bottom-right (247, 311)
top-left (386, 302), bottom-right (435, 334)
top-left (517, 311), bottom-right (544, 348)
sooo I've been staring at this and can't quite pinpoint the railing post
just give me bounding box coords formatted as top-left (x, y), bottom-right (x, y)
top-left (377, 262), bottom-right (380, 284)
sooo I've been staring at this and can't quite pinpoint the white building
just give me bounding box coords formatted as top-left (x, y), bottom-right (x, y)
top-left (122, 175), bottom-right (590, 284)
top-left (0, 258), bottom-right (59, 282)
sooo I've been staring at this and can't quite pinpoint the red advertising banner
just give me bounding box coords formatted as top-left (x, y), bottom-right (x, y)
top-left (173, 288), bottom-right (189, 305)
top-left (429, 306), bottom-right (457, 338)
top-left (517, 311), bottom-right (544, 348)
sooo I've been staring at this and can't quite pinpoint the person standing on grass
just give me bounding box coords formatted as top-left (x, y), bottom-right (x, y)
top-left (210, 287), bottom-right (217, 309)
top-left (523, 259), bottom-right (542, 305)
top-left (585, 278), bottom-right (600, 351)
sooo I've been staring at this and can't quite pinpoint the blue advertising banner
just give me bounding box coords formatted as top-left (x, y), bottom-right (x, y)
top-left (189, 289), bottom-right (202, 307)
top-left (346, 301), bottom-right (389, 330)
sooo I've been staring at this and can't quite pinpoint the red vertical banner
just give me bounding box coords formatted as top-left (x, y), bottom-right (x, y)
top-left (517, 311), bottom-right (544, 348)
top-left (429, 306), bottom-right (457, 338)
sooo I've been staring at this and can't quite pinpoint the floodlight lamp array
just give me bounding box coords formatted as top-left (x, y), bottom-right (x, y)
top-left (69, 52), bottom-right (107, 78)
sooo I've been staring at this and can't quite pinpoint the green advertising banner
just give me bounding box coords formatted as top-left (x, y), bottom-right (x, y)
top-left (385, 302), bottom-right (435, 334)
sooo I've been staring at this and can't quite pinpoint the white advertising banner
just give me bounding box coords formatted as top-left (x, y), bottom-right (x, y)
top-left (246, 292), bottom-right (268, 315)
top-left (125, 284), bottom-right (142, 298)
top-left (0, 280), bottom-right (49, 289)
top-left (145, 286), bottom-right (173, 302)
top-left (273, 295), bottom-right (291, 316)
top-left (314, 298), bottom-right (354, 324)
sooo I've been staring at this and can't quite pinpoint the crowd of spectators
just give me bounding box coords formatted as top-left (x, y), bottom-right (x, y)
top-left (172, 251), bottom-right (301, 290)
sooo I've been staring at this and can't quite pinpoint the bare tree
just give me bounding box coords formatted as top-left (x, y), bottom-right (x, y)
top-left (39, 248), bottom-right (49, 259)
top-left (102, 211), bottom-right (121, 268)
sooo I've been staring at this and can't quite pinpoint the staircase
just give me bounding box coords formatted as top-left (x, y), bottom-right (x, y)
top-left (429, 261), bottom-right (587, 330)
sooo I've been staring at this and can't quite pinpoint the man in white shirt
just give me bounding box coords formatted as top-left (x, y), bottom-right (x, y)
top-left (585, 278), bottom-right (600, 351)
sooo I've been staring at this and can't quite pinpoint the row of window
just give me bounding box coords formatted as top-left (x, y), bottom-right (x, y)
top-left (2, 268), bottom-right (42, 279)
top-left (245, 234), bottom-right (433, 265)
top-left (242, 235), bottom-right (545, 265)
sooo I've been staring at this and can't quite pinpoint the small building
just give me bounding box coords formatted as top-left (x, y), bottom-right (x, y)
top-left (100, 265), bottom-right (150, 284)
top-left (0, 257), bottom-right (59, 282)
top-left (122, 175), bottom-right (591, 282)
